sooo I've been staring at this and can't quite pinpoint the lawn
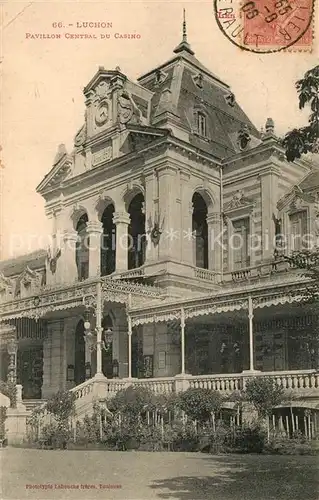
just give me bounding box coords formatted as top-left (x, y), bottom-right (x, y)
top-left (1, 448), bottom-right (318, 500)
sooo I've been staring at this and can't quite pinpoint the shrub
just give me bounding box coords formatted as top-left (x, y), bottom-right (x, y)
top-left (245, 377), bottom-right (285, 419)
top-left (0, 406), bottom-right (7, 441)
top-left (225, 423), bottom-right (266, 453)
top-left (46, 390), bottom-right (76, 423)
top-left (40, 422), bottom-right (71, 449)
top-left (177, 388), bottom-right (223, 424)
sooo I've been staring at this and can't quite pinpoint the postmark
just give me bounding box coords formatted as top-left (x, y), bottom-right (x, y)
top-left (214, 0), bottom-right (314, 53)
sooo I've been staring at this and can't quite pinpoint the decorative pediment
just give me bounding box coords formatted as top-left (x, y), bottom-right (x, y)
top-left (117, 89), bottom-right (146, 127)
top-left (74, 124), bottom-right (87, 148)
top-left (18, 266), bottom-right (41, 286)
top-left (36, 147), bottom-right (73, 194)
top-left (277, 185), bottom-right (316, 213)
top-left (14, 267), bottom-right (42, 298)
top-left (224, 190), bottom-right (255, 213)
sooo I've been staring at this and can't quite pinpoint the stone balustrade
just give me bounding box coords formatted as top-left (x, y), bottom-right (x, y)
top-left (72, 369), bottom-right (317, 401)
top-left (193, 267), bottom-right (219, 283)
top-left (133, 377), bottom-right (176, 394)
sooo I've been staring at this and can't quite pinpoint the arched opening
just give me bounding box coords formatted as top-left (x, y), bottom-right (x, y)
top-left (127, 193), bottom-right (146, 270)
top-left (102, 314), bottom-right (113, 378)
top-left (192, 192), bottom-right (208, 269)
top-left (75, 213), bottom-right (89, 280)
top-left (74, 320), bottom-right (85, 385)
top-left (101, 204), bottom-right (116, 276)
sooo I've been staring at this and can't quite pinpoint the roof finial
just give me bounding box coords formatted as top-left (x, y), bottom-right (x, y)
top-left (183, 8), bottom-right (187, 43)
top-left (173, 8), bottom-right (195, 56)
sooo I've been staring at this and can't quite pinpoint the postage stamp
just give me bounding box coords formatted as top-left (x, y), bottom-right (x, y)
top-left (214, 0), bottom-right (315, 53)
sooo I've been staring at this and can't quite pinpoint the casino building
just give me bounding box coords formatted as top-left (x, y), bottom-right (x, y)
top-left (1, 18), bottom-right (318, 428)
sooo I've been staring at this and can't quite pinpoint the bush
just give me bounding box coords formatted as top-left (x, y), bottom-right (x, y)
top-left (245, 377), bottom-right (285, 419)
top-left (40, 422), bottom-right (71, 449)
top-left (225, 423), bottom-right (266, 453)
top-left (177, 388), bottom-right (223, 423)
top-left (46, 390), bottom-right (76, 423)
top-left (0, 406), bottom-right (7, 442)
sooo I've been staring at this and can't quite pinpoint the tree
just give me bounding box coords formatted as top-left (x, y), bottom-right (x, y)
top-left (283, 65), bottom-right (319, 162)
top-left (245, 377), bottom-right (285, 419)
top-left (177, 388), bottom-right (223, 423)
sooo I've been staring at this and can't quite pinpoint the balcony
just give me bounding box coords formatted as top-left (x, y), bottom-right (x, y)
top-left (71, 369), bottom-right (319, 404)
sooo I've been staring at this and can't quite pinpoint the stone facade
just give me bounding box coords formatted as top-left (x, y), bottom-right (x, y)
top-left (0, 28), bottom-right (318, 411)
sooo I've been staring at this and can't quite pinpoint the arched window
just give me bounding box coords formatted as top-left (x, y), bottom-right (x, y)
top-left (197, 111), bottom-right (207, 137)
top-left (128, 193), bottom-right (146, 270)
top-left (192, 193), bottom-right (208, 269)
top-left (75, 214), bottom-right (89, 280)
top-left (101, 204), bottom-right (116, 276)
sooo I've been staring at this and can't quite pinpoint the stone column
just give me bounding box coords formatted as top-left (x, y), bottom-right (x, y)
top-left (207, 212), bottom-right (222, 273)
top-left (62, 230), bottom-right (78, 282)
top-left (242, 296), bottom-right (259, 373)
top-left (127, 314), bottom-right (132, 379)
top-left (113, 211), bottom-right (130, 272)
top-left (157, 166), bottom-right (178, 260)
top-left (180, 308), bottom-right (186, 375)
top-left (86, 220), bottom-right (103, 278)
top-left (260, 170), bottom-right (280, 260)
top-left (181, 171), bottom-right (193, 265)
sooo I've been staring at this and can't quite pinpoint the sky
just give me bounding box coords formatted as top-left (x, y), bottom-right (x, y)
top-left (1, 0), bottom-right (318, 260)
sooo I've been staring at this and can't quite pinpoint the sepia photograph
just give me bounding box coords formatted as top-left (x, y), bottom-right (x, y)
top-left (0, 1), bottom-right (318, 499)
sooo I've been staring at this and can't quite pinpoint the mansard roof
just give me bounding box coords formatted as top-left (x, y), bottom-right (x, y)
top-left (137, 47), bottom-right (260, 159)
top-left (0, 250), bottom-right (47, 278)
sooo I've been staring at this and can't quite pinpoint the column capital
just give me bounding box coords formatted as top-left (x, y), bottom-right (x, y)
top-left (113, 211), bottom-right (130, 225)
top-left (206, 212), bottom-right (222, 224)
top-left (86, 220), bottom-right (103, 235)
top-left (63, 230), bottom-right (78, 243)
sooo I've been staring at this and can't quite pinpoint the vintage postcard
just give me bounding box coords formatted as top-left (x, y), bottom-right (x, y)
top-left (0, 1), bottom-right (318, 499)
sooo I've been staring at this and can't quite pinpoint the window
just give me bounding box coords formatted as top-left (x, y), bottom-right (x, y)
top-left (232, 217), bottom-right (250, 270)
top-left (289, 210), bottom-right (307, 251)
top-left (197, 112), bottom-right (207, 137)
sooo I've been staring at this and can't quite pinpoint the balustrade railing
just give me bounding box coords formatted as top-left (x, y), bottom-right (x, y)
top-left (193, 268), bottom-right (219, 283)
top-left (132, 377), bottom-right (175, 394)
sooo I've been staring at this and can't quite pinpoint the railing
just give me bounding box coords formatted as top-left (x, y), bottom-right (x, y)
top-left (111, 268), bottom-right (145, 280)
top-left (222, 258), bottom-right (303, 283)
top-left (252, 369), bottom-right (319, 391)
top-left (194, 267), bottom-right (219, 283)
top-left (98, 369), bottom-right (319, 398)
top-left (189, 374), bottom-right (243, 391)
top-left (132, 377), bottom-right (175, 394)
top-left (70, 379), bottom-right (95, 400)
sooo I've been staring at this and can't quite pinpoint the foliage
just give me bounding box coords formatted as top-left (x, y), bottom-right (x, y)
top-left (225, 423), bottom-right (266, 453)
top-left (244, 377), bottom-right (285, 419)
top-left (177, 388), bottom-right (223, 423)
top-left (0, 380), bottom-right (17, 408)
top-left (45, 390), bottom-right (76, 423)
top-left (283, 65), bottom-right (319, 162)
top-left (0, 406), bottom-right (7, 440)
top-left (107, 386), bottom-right (156, 419)
top-left (40, 422), bottom-right (71, 449)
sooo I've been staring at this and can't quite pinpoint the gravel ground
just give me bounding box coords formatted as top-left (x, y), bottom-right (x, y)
top-left (1, 447), bottom-right (318, 500)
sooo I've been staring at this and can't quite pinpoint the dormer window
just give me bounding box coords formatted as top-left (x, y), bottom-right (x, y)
top-left (197, 111), bottom-right (207, 137)
top-left (193, 72), bottom-right (204, 89)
